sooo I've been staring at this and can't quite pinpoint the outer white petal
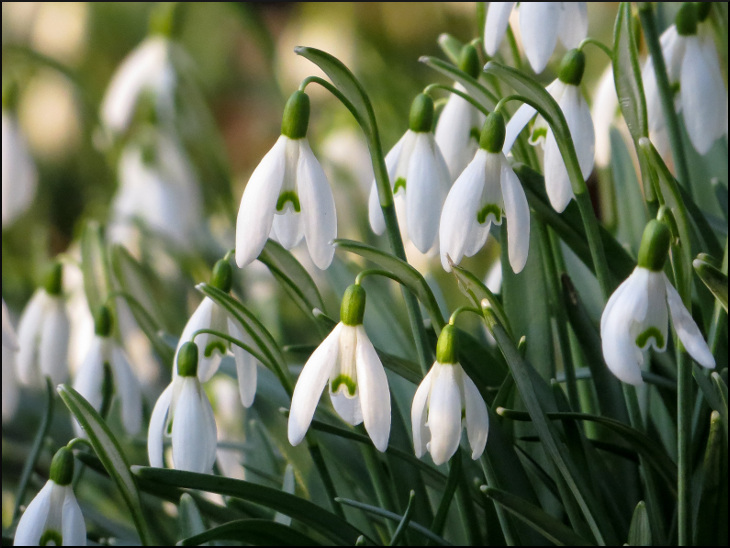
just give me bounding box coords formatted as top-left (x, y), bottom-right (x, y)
top-left (411, 368), bottom-right (435, 458)
top-left (543, 129), bottom-right (574, 212)
top-left (484, 2), bottom-right (515, 56)
top-left (14, 481), bottom-right (53, 546)
top-left (368, 135), bottom-right (406, 236)
top-left (435, 84), bottom-right (484, 181)
top-left (427, 363), bottom-right (463, 465)
top-left (175, 297), bottom-right (219, 382)
top-left (681, 36), bottom-right (726, 155)
top-left (110, 344), bottom-right (143, 435)
top-left (173, 377), bottom-right (217, 473)
top-left (288, 324), bottom-right (342, 446)
top-left (503, 103), bottom-right (538, 155)
top-left (520, 3), bottom-right (561, 73)
top-left (558, 2), bottom-right (588, 49)
top-left (2, 112), bottom-right (37, 228)
top-left (16, 291), bottom-right (47, 386)
top-left (2, 344), bottom-right (18, 421)
top-left (148, 384), bottom-right (173, 468)
top-left (298, 140), bottom-right (337, 269)
top-left (2, 299), bottom-right (18, 350)
top-left (592, 67), bottom-right (618, 168)
top-left (61, 489), bottom-right (87, 546)
top-left (39, 298), bottom-right (70, 385)
top-left (664, 275), bottom-right (715, 369)
top-left (355, 326), bottom-right (391, 452)
top-left (460, 366), bottom-right (489, 460)
top-left (72, 337), bottom-right (106, 417)
top-left (235, 136), bottom-right (288, 268)
top-left (561, 85), bottom-right (595, 179)
top-left (228, 318), bottom-right (258, 408)
top-left (500, 156), bottom-right (530, 273)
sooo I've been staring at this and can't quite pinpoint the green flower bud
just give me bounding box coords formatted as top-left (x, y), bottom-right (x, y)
top-left (340, 284), bottom-right (366, 326)
top-left (177, 341), bottom-right (199, 377)
top-left (94, 305), bottom-right (113, 337)
top-left (43, 262), bottom-right (64, 297)
top-left (675, 3), bottom-right (698, 36)
top-left (211, 259), bottom-right (233, 293)
top-left (695, 2), bottom-right (711, 22)
top-left (49, 447), bottom-right (75, 486)
top-left (149, 1), bottom-right (182, 38)
top-left (436, 324), bottom-right (458, 364)
top-left (458, 44), bottom-right (481, 79)
top-left (479, 112), bottom-right (506, 153)
top-left (409, 93), bottom-right (435, 133)
top-left (558, 49), bottom-right (586, 86)
top-left (281, 91), bottom-right (310, 140)
top-left (637, 220), bottom-right (671, 272)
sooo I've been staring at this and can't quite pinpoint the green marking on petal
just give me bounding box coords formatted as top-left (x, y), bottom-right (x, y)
top-left (205, 340), bottom-right (227, 358)
top-left (636, 327), bottom-right (665, 349)
top-left (469, 126), bottom-right (481, 142)
top-left (476, 204), bottom-right (502, 225)
top-left (276, 191), bottom-right (301, 212)
top-left (331, 374), bottom-right (357, 397)
top-left (40, 530), bottom-right (63, 546)
top-left (529, 127), bottom-right (547, 145)
top-left (393, 177), bottom-right (406, 194)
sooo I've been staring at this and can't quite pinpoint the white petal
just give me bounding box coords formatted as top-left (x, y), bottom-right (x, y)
top-left (148, 384), bottom-right (173, 468)
top-left (368, 135), bottom-right (406, 236)
top-left (503, 102), bottom-right (538, 155)
top-left (460, 366), bottom-right (489, 460)
top-left (272, 206), bottom-right (304, 249)
top-left (435, 84), bottom-right (484, 181)
top-left (411, 367), bottom-right (435, 458)
top-left (427, 363), bottom-right (463, 465)
top-left (298, 140), bottom-right (337, 269)
top-left (39, 298), bottom-right (70, 385)
top-left (288, 324), bottom-right (342, 446)
top-left (500, 155), bottom-right (530, 273)
top-left (330, 383), bottom-right (363, 425)
top-left (110, 344), bottom-right (143, 435)
top-left (2, 344), bottom-right (18, 421)
top-left (14, 481), bottom-right (53, 546)
top-left (330, 325), bottom-right (362, 426)
top-left (61, 489), bottom-right (86, 546)
top-left (235, 136), bottom-right (288, 268)
top-left (2, 299), bottom-right (18, 350)
top-left (520, 3), bottom-right (561, 73)
top-left (560, 86), bottom-right (595, 179)
top-left (637, 272), bottom-right (669, 352)
top-left (355, 326), bottom-right (391, 452)
top-left (72, 336), bottom-right (106, 419)
top-left (664, 275), bottom-right (715, 369)
top-left (484, 2), bottom-right (515, 56)
top-left (543, 129), bottom-right (574, 212)
top-left (592, 67), bottom-right (618, 168)
top-left (173, 377), bottom-right (217, 473)
top-left (175, 297), bottom-right (219, 382)
top-left (2, 112), bottom-right (38, 228)
top-left (558, 2), bottom-right (588, 49)
top-left (228, 318), bottom-right (258, 408)
top-left (16, 291), bottom-right (47, 386)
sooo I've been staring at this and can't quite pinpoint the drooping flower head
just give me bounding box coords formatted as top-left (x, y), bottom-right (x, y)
top-left (440, 111), bottom-right (530, 273)
top-left (236, 90), bottom-right (337, 270)
top-left (412, 324), bottom-right (489, 465)
top-left (2, 107), bottom-right (38, 228)
top-left (288, 284), bottom-right (391, 451)
top-left (600, 220), bottom-right (715, 385)
top-left (369, 93), bottom-right (451, 254)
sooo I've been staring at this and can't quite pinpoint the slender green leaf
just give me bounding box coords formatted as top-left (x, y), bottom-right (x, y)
top-left (178, 494), bottom-right (206, 545)
top-left (711, 372), bottom-right (728, 435)
top-left (482, 487), bottom-right (594, 546)
top-left (627, 501), bottom-right (652, 546)
top-left (450, 264), bottom-right (512, 337)
top-left (57, 385), bottom-right (151, 545)
top-left (694, 411), bottom-right (728, 546)
top-left (437, 33), bottom-right (465, 65)
top-left (420, 55), bottom-right (498, 111)
top-left (613, 2), bottom-right (648, 141)
top-left (389, 490), bottom-right (416, 546)
top-left (693, 256), bottom-right (728, 312)
top-left (178, 519), bottom-right (322, 546)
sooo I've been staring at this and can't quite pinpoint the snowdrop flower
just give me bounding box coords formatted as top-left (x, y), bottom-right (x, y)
top-left (2, 299), bottom-right (19, 421)
top-left (440, 112), bottom-right (530, 273)
top-left (236, 91), bottom-right (337, 270)
top-left (148, 342), bottom-right (218, 473)
top-left (434, 45), bottom-right (486, 180)
top-left (72, 306), bottom-right (142, 436)
top-left (642, 4), bottom-right (727, 156)
top-left (288, 284), bottom-right (391, 451)
top-left (174, 259), bottom-right (258, 407)
top-left (412, 324), bottom-right (489, 465)
top-left (16, 263), bottom-right (70, 387)
top-left (14, 447), bottom-right (86, 546)
top-left (2, 109), bottom-right (38, 228)
top-left (504, 49), bottom-right (595, 213)
top-left (601, 220), bottom-right (715, 385)
top-left (484, 2), bottom-right (587, 73)
top-left (369, 94), bottom-right (451, 254)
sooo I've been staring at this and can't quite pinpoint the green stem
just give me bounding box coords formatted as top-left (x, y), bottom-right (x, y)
top-left (578, 37), bottom-right (614, 59)
top-left (423, 83), bottom-right (491, 116)
top-left (191, 328), bottom-right (271, 370)
top-left (677, 352), bottom-right (692, 545)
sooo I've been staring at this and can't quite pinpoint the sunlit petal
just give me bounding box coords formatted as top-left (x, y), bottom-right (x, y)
top-left (14, 481), bottom-right (53, 546)
top-left (148, 384), bottom-right (173, 468)
top-left (411, 368), bottom-right (434, 458)
top-left (520, 3), bottom-right (560, 73)
top-left (500, 155), bottom-right (530, 273)
top-left (355, 326), bottom-right (391, 452)
top-left (664, 275), bottom-right (715, 369)
top-left (173, 377), bottom-right (217, 473)
top-left (484, 2), bottom-right (515, 56)
top-left (427, 364), bottom-right (462, 465)
top-left (460, 367), bottom-right (489, 460)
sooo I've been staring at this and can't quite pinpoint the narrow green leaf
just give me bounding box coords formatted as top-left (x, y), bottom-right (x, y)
top-left (178, 493), bottom-right (206, 545)
top-left (437, 33), bottom-right (464, 65)
top-left (482, 487), bottom-right (594, 546)
top-left (133, 466), bottom-right (365, 545)
top-left (693, 256), bottom-right (728, 312)
top-left (178, 519), bottom-right (322, 546)
top-left (420, 55), bottom-right (498, 110)
top-left (450, 264), bottom-right (512, 338)
top-left (711, 372), bottom-right (728, 436)
top-left (57, 385), bottom-right (151, 545)
top-left (693, 411), bottom-right (728, 546)
top-left (613, 2), bottom-right (648, 141)
top-left (389, 490), bottom-right (416, 546)
top-left (627, 501), bottom-right (652, 546)
top-left (80, 221), bottom-right (113, 315)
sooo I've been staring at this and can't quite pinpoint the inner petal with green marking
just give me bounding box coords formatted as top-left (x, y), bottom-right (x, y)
top-left (393, 177), bottom-right (406, 195)
top-left (205, 340), bottom-right (227, 358)
top-left (276, 191), bottom-right (301, 213)
top-left (331, 374), bottom-right (357, 397)
top-left (40, 529), bottom-right (63, 546)
top-left (476, 203), bottom-right (502, 225)
top-left (635, 326), bottom-right (665, 350)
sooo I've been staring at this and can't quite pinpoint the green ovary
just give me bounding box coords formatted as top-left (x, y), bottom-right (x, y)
top-left (636, 327), bottom-right (665, 349)
top-left (276, 191), bottom-right (301, 212)
top-left (476, 204), bottom-right (502, 225)
top-left (331, 374), bottom-right (357, 397)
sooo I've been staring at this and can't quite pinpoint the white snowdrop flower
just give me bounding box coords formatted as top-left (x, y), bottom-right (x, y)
top-left (100, 35), bottom-right (176, 135)
top-left (2, 110), bottom-right (38, 228)
top-left (14, 448), bottom-right (86, 546)
top-left (642, 5), bottom-right (727, 156)
top-left (109, 128), bottom-right (202, 252)
top-left (148, 342), bottom-right (218, 473)
top-left (174, 260), bottom-right (258, 408)
top-left (440, 112), bottom-right (530, 273)
top-left (503, 49), bottom-right (594, 213)
top-left (591, 64), bottom-right (621, 169)
top-left (600, 221), bottom-right (715, 385)
top-left (2, 299), bottom-right (19, 421)
top-left (369, 94), bottom-right (451, 254)
top-left (412, 325), bottom-right (489, 465)
top-left (236, 91), bottom-right (337, 270)
top-left (288, 284), bottom-right (391, 452)
top-left (16, 263), bottom-right (70, 387)
top-left (72, 306), bottom-right (142, 436)
top-left (484, 2), bottom-right (587, 73)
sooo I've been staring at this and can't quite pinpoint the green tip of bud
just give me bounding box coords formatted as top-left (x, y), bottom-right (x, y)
top-left (638, 220), bottom-right (671, 271)
top-left (177, 342), bottom-right (199, 377)
top-left (281, 90), bottom-right (310, 139)
top-left (695, 2), bottom-right (711, 22)
top-left (458, 44), bottom-right (481, 79)
top-left (94, 305), bottom-right (113, 337)
top-left (43, 262), bottom-right (64, 296)
top-left (558, 49), bottom-right (586, 86)
top-left (436, 324), bottom-right (458, 364)
top-left (50, 447), bottom-right (74, 486)
top-left (479, 112), bottom-right (506, 153)
top-left (149, 1), bottom-right (181, 38)
top-left (211, 259), bottom-right (233, 293)
top-left (340, 284), bottom-right (367, 326)
top-left (409, 93), bottom-right (434, 133)
top-left (675, 3), bottom-right (698, 35)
